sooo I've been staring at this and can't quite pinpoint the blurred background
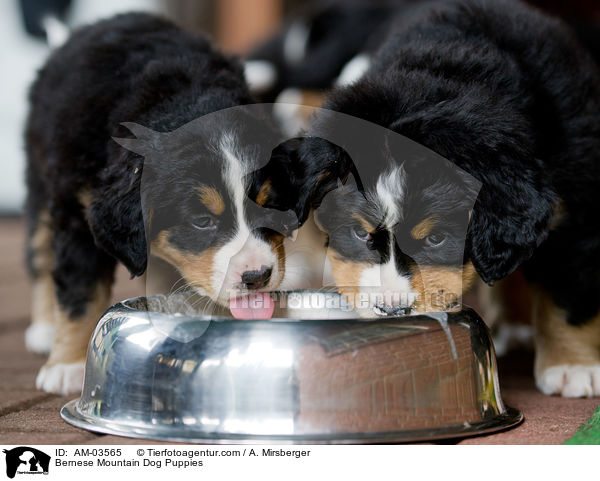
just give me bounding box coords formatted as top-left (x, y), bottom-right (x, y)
top-left (1, 0), bottom-right (599, 213)
top-left (0, 0), bottom-right (289, 213)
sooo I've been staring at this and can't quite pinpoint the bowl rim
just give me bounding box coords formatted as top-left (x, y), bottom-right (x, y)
top-left (60, 399), bottom-right (523, 444)
top-left (114, 290), bottom-right (468, 325)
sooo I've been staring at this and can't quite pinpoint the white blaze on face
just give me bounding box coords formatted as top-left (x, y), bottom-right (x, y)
top-left (357, 166), bottom-right (417, 312)
top-left (211, 134), bottom-right (278, 303)
top-left (375, 166), bottom-right (405, 226)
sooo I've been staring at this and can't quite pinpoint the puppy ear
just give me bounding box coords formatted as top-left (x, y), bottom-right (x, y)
top-left (86, 127), bottom-right (154, 277)
top-left (467, 161), bottom-right (556, 284)
top-left (112, 122), bottom-right (164, 157)
top-left (87, 167), bottom-right (147, 277)
top-left (297, 137), bottom-right (358, 220)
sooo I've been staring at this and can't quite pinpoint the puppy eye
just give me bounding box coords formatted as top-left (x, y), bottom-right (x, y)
top-left (424, 233), bottom-right (447, 247)
top-left (192, 216), bottom-right (217, 230)
top-left (353, 227), bottom-right (372, 242)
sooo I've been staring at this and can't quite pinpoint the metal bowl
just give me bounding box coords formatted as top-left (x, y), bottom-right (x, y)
top-left (61, 292), bottom-right (522, 443)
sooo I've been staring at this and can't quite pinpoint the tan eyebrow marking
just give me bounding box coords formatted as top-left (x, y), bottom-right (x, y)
top-left (352, 214), bottom-right (376, 233)
top-left (196, 185), bottom-right (225, 215)
top-left (151, 230), bottom-right (217, 297)
top-left (256, 179), bottom-right (271, 207)
top-left (411, 215), bottom-right (438, 240)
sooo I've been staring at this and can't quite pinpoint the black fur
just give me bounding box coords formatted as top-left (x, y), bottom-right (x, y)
top-left (292, 0), bottom-right (600, 324)
top-left (25, 13), bottom-right (253, 317)
top-left (247, 1), bottom-right (396, 100)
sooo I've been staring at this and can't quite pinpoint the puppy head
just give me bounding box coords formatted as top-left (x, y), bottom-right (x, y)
top-left (301, 136), bottom-right (479, 316)
top-left (315, 78), bottom-right (557, 287)
top-left (96, 116), bottom-right (297, 308)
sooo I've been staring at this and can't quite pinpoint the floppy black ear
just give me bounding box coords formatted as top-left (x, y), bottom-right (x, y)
top-left (86, 124), bottom-right (163, 277)
top-left (87, 161), bottom-right (147, 277)
top-left (467, 161), bottom-right (556, 284)
top-left (296, 137), bottom-right (358, 220)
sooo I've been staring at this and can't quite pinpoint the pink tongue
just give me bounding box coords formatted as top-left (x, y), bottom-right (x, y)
top-left (230, 292), bottom-right (275, 320)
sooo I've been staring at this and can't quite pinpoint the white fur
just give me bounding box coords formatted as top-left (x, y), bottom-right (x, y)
top-left (335, 54), bottom-right (371, 86)
top-left (41, 15), bottom-right (69, 48)
top-left (36, 362), bottom-right (85, 395)
top-left (244, 60), bottom-right (277, 94)
top-left (283, 21), bottom-right (310, 65)
top-left (375, 166), bottom-right (406, 227)
top-left (273, 89), bottom-right (307, 137)
top-left (356, 232), bottom-right (417, 315)
top-left (213, 136), bottom-right (279, 302)
top-left (536, 364), bottom-right (600, 398)
top-left (359, 260), bottom-right (414, 298)
top-left (25, 322), bottom-right (55, 354)
top-left (346, 166), bottom-right (415, 315)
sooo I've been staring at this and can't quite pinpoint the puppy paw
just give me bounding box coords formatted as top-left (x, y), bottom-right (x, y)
top-left (25, 322), bottom-right (55, 354)
top-left (35, 362), bottom-right (85, 395)
top-left (536, 365), bottom-right (600, 397)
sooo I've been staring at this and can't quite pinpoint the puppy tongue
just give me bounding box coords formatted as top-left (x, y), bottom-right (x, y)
top-left (230, 292), bottom-right (275, 320)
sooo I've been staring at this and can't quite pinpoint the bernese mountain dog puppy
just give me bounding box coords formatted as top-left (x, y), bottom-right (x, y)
top-left (285, 0), bottom-right (600, 397)
top-left (25, 13), bottom-right (298, 395)
top-left (291, 130), bottom-right (479, 319)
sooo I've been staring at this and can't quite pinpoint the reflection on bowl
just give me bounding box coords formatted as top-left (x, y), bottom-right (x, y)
top-left (61, 291), bottom-right (521, 443)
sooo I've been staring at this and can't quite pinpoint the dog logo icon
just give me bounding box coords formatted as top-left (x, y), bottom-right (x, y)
top-left (2, 447), bottom-right (50, 478)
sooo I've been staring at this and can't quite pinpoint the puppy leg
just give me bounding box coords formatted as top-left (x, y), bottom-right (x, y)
top-left (36, 216), bottom-right (116, 395)
top-left (25, 208), bottom-right (57, 354)
top-left (476, 270), bottom-right (533, 356)
top-left (533, 289), bottom-right (600, 397)
top-left (36, 283), bottom-right (111, 395)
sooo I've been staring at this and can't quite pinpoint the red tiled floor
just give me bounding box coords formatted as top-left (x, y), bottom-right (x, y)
top-left (0, 217), bottom-right (596, 444)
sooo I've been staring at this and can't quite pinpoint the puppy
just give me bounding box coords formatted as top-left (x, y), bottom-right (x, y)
top-left (244, 1), bottom-right (395, 100)
top-left (25, 13), bottom-right (297, 395)
top-left (290, 0), bottom-right (600, 397)
top-left (292, 134), bottom-right (479, 318)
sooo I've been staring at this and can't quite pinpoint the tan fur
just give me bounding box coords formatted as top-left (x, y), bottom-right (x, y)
top-left (410, 215), bottom-right (437, 240)
top-left (352, 214), bottom-right (375, 234)
top-left (31, 275), bottom-right (57, 326)
top-left (292, 90), bottom-right (326, 127)
top-left (196, 185), bottom-right (225, 215)
top-left (550, 199), bottom-right (566, 230)
top-left (475, 269), bottom-right (533, 329)
top-left (29, 209), bottom-right (56, 326)
top-left (30, 210), bottom-right (53, 273)
top-left (327, 252), bottom-right (363, 309)
top-left (299, 90), bottom-right (326, 108)
top-left (151, 230), bottom-right (217, 297)
top-left (411, 262), bottom-right (477, 312)
top-left (533, 289), bottom-right (600, 377)
top-left (270, 233), bottom-right (286, 283)
top-left (47, 282), bottom-right (111, 366)
top-left (77, 188), bottom-right (93, 210)
top-left (256, 179), bottom-right (271, 207)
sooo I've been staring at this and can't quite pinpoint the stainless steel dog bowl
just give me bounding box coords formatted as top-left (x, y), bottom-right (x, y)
top-left (61, 292), bottom-right (522, 443)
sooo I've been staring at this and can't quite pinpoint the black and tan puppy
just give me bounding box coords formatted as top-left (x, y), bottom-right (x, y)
top-left (290, 0), bottom-right (600, 396)
top-left (25, 13), bottom-right (298, 395)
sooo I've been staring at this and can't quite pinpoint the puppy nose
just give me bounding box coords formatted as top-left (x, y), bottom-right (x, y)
top-left (241, 265), bottom-right (272, 290)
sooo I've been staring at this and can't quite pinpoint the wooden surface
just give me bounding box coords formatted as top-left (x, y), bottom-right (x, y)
top-left (0, 217), bottom-right (597, 444)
